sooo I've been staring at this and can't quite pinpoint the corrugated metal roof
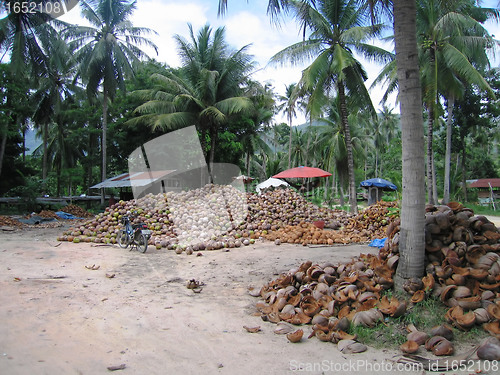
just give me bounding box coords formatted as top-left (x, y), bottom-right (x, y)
top-left (90, 170), bottom-right (176, 189)
top-left (467, 178), bottom-right (500, 188)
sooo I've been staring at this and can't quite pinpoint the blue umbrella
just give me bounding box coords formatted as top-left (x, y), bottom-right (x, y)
top-left (360, 178), bottom-right (397, 191)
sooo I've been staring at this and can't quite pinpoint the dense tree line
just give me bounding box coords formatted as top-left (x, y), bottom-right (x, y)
top-left (1, 0), bottom-right (499, 287)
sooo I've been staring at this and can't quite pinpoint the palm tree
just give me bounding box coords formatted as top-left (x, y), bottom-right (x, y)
top-left (131, 24), bottom-right (254, 173)
top-left (0, 1), bottom-right (62, 75)
top-left (276, 83), bottom-right (302, 169)
top-left (0, 1), bottom-right (63, 178)
top-left (238, 81), bottom-right (275, 175)
top-left (269, 0), bottom-right (391, 214)
top-left (417, 0), bottom-right (496, 204)
top-left (65, 0), bottom-right (158, 202)
top-left (31, 34), bottom-right (78, 191)
top-left (391, 0), bottom-right (427, 286)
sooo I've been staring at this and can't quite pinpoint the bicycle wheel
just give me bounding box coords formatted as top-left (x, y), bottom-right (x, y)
top-left (136, 234), bottom-right (148, 253)
top-left (118, 230), bottom-right (129, 248)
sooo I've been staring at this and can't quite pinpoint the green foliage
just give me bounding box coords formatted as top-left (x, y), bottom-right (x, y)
top-left (7, 175), bottom-right (44, 212)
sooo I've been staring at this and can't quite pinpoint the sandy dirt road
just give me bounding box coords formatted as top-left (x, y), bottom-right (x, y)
top-left (0, 224), bottom-right (487, 375)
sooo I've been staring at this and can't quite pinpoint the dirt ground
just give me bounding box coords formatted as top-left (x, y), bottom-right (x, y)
top-left (0, 223), bottom-right (492, 375)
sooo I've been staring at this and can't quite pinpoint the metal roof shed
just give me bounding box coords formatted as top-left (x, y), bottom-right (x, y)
top-left (90, 170), bottom-right (177, 189)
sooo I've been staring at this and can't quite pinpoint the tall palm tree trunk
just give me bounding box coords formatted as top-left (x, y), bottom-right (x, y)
top-left (43, 122), bottom-right (48, 193)
top-left (304, 114), bottom-right (312, 167)
top-left (461, 137), bottom-right (468, 202)
top-left (0, 129), bottom-right (7, 178)
top-left (443, 97), bottom-right (454, 204)
top-left (393, 0), bottom-right (426, 289)
top-left (337, 81), bottom-right (357, 214)
top-left (427, 106), bottom-right (435, 205)
top-left (246, 151), bottom-right (251, 176)
top-left (287, 116), bottom-right (293, 169)
top-left (101, 93), bottom-right (108, 204)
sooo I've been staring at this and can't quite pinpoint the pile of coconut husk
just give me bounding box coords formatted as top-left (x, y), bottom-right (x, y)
top-left (35, 210), bottom-right (60, 219)
top-left (0, 215), bottom-right (24, 228)
top-left (382, 202), bottom-right (500, 339)
top-left (61, 204), bottom-right (94, 218)
top-left (250, 201), bottom-right (500, 357)
top-left (263, 201), bottom-right (398, 245)
top-left (248, 254), bottom-right (397, 350)
top-left (245, 189), bottom-right (349, 231)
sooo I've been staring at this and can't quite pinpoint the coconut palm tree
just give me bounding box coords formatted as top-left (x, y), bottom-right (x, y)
top-left (269, 0), bottom-right (391, 214)
top-left (130, 24), bottom-right (254, 172)
top-left (214, 0), bottom-right (429, 286)
top-left (239, 81), bottom-right (275, 175)
top-left (276, 83), bottom-right (298, 169)
top-left (0, 1), bottom-right (63, 75)
top-left (65, 0), bottom-right (158, 202)
top-left (417, 0), bottom-right (496, 204)
top-left (31, 33), bottom-right (79, 191)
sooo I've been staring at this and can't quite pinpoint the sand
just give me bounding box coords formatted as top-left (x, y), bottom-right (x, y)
top-left (0, 223), bottom-right (489, 375)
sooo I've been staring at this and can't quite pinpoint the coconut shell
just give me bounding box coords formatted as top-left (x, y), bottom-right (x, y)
top-left (487, 303), bottom-right (500, 320)
top-left (400, 340), bottom-right (419, 354)
top-left (483, 321), bottom-right (500, 338)
top-left (333, 316), bottom-right (350, 332)
top-left (474, 308), bottom-right (491, 324)
top-left (411, 290), bottom-right (425, 304)
top-left (287, 329), bottom-right (303, 343)
top-left (352, 309), bottom-right (383, 328)
top-left (477, 337), bottom-right (500, 360)
top-left (429, 325), bottom-right (454, 341)
top-left (300, 295), bottom-right (321, 317)
top-left (407, 331), bottom-right (429, 346)
top-left (338, 339), bottom-right (367, 354)
top-left (422, 274), bottom-right (435, 291)
top-left (455, 296), bottom-right (481, 310)
top-left (432, 338), bottom-right (454, 356)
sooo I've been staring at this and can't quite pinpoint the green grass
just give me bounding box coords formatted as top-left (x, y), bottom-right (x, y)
top-left (347, 294), bottom-right (488, 350)
top-left (466, 204), bottom-right (500, 217)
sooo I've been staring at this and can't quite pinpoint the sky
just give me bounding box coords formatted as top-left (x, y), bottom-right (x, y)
top-left (58, 0), bottom-right (500, 125)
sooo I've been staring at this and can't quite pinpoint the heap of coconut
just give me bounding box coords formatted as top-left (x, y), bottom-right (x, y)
top-left (57, 186), bottom-right (353, 250)
top-left (263, 201), bottom-right (397, 245)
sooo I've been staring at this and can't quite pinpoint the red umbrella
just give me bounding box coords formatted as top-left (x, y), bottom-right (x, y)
top-left (273, 166), bottom-right (332, 179)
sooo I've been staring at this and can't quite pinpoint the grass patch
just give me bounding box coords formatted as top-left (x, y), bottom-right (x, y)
top-left (347, 294), bottom-right (488, 350)
top-left (466, 204), bottom-right (500, 217)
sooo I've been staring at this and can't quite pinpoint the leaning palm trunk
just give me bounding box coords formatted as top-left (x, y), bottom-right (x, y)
top-left (393, 0), bottom-right (426, 288)
top-left (443, 97), bottom-right (454, 204)
top-left (337, 81), bottom-right (357, 214)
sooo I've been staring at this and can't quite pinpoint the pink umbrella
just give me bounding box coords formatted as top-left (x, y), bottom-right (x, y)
top-left (273, 166), bottom-right (332, 179)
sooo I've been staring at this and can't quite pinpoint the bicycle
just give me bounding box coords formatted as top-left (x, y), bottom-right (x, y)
top-left (117, 215), bottom-right (151, 253)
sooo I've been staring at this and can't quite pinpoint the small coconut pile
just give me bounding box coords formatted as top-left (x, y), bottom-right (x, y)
top-left (246, 189), bottom-right (348, 231)
top-left (35, 210), bottom-right (60, 219)
top-left (0, 215), bottom-right (24, 227)
top-left (57, 186), bottom-right (354, 250)
top-left (264, 201), bottom-right (397, 245)
top-left (61, 204), bottom-right (94, 218)
top-left (249, 254), bottom-right (398, 350)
